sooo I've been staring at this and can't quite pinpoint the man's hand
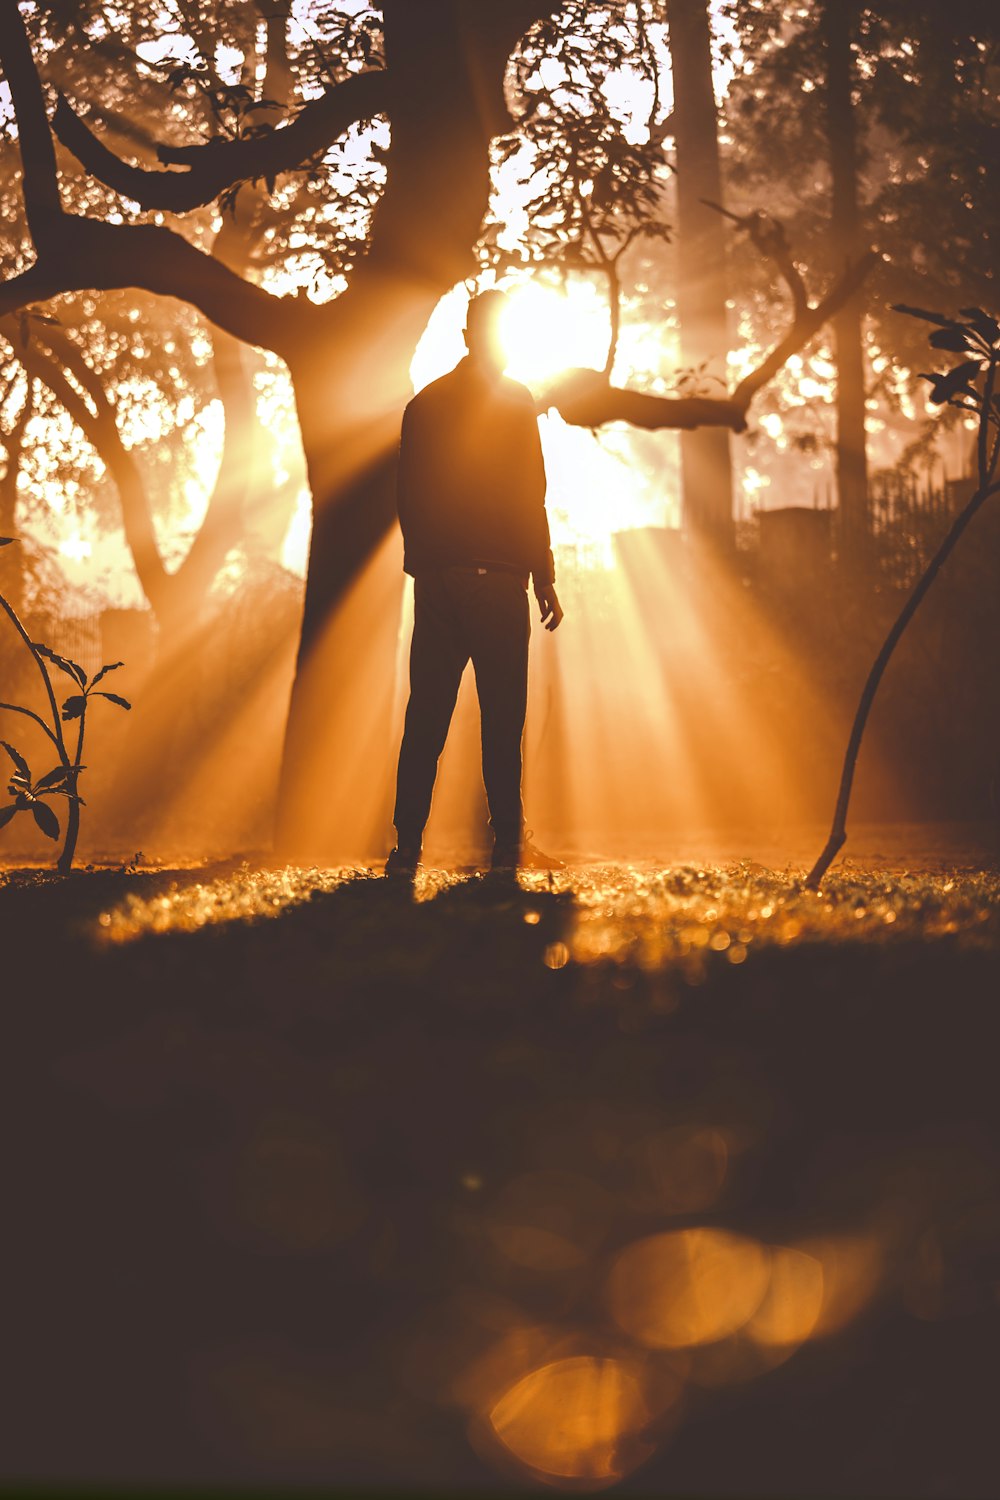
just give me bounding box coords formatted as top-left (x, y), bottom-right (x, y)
top-left (535, 582), bottom-right (564, 631)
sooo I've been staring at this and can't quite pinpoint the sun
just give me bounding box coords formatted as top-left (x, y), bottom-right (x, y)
top-left (409, 279), bottom-right (611, 395)
top-left (498, 281), bottom-right (611, 385)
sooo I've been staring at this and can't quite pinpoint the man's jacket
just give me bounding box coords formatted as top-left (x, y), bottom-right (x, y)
top-left (397, 357), bottom-right (555, 586)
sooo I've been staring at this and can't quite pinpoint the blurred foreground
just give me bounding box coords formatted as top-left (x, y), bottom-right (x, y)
top-left (5, 839), bottom-right (1000, 1498)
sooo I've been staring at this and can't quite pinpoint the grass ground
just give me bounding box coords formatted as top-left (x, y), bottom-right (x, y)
top-left (4, 825), bottom-right (999, 1498)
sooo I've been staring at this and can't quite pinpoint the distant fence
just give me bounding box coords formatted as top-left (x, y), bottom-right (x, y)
top-left (868, 471), bottom-right (975, 588)
top-left (4, 608), bottom-right (157, 696)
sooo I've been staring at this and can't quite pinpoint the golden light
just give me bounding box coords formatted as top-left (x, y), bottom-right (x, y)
top-left (499, 281), bottom-right (611, 386)
top-left (487, 1355), bottom-right (653, 1485)
top-left (410, 279), bottom-right (610, 396)
top-left (799, 1234), bottom-right (885, 1337)
top-left (747, 1245), bottom-right (825, 1347)
top-left (607, 1229), bottom-right (771, 1349)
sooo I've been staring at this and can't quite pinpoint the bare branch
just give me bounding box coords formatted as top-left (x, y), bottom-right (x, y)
top-left (703, 200), bottom-right (809, 319)
top-left (0, 700), bottom-right (61, 749)
top-left (0, 0), bottom-right (64, 247)
top-left (542, 251), bottom-right (876, 434)
top-left (731, 251), bottom-right (876, 410)
top-left (0, 316), bottom-right (171, 613)
top-left (53, 69), bottom-right (388, 213)
top-left (27, 319), bottom-right (108, 416)
top-left (540, 367), bottom-right (748, 432)
top-left (0, 216), bottom-right (302, 356)
top-left (806, 467), bottom-right (1000, 889)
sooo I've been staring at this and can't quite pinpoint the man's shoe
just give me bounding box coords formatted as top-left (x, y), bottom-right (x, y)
top-left (384, 843), bottom-right (421, 877)
top-left (490, 833), bottom-right (565, 873)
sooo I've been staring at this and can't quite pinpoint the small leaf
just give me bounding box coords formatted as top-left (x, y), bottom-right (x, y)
top-left (0, 740), bottom-right (30, 779)
top-left (958, 307), bottom-right (1000, 343)
top-left (34, 765), bottom-right (72, 791)
top-left (0, 804), bottom-right (19, 829)
top-left (0, 537), bottom-right (15, 547)
top-left (90, 661), bottom-right (124, 687)
top-left (32, 644), bottom-right (87, 687)
top-left (928, 327), bottom-right (974, 353)
top-left (94, 691), bottom-right (131, 711)
top-left (31, 800), bottom-right (60, 839)
top-left (892, 304), bottom-right (958, 328)
top-left (922, 360), bottom-right (982, 404)
top-left (60, 695), bottom-right (86, 721)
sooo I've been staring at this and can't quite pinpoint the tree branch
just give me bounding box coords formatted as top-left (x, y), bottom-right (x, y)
top-left (541, 250), bottom-right (877, 434)
top-left (704, 201), bottom-right (809, 320)
top-left (0, 317), bottom-right (171, 614)
top-left (0, 216), bottom-right (302, 356)
top-left (170, 329), bottom-right (257, 609)
top-left (0, 0), bottom-right (64, 247)
top-left (0, 700), bottom-right (61, 749)
top-left (805, 470), bottom-right (1000, 889)
top-left (732, 250), bottom-right (876, 410)
top-left (53, 69), bottom-right (388, 213)
top-left (540, 367), bottom-right (748, 431)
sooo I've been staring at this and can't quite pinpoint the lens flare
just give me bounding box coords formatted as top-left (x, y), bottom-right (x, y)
top-left (487, 1355), bottom-right (652, 1484)
top-left (499, 282), bottom-right (611, 386)
top-left (747, 1245), bottom-right (825, 1346)
top-left (607, 1229), bottom-right (771, 1348)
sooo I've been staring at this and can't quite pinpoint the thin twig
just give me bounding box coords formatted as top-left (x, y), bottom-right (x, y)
top-left (0, 701), bottom-right (61, 749)
top-left (806, 383), bottom-right (1000, 891)
top-left (0, 593), bottom-right (71, 768)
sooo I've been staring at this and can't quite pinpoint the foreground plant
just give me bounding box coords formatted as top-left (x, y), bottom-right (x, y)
top-left (806, 306), bottom-right (1000, 889)
top-left (0, 538), bottom-right (130, 872)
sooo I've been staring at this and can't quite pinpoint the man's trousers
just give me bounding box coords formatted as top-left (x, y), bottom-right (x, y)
top-left (392, 567), bottom-right (530, 847)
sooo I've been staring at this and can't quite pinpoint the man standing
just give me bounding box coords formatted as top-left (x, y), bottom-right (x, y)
top-left (385, 290), bottom-right (564, 876)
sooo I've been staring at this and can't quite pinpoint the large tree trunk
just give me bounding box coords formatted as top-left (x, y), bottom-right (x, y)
top-left (273, 4), bottom-right (546, 860)
top-left (665, 0), bottom-right (734, 551)
top-left (275, 284), bottom-right (438, 861)
top-left (822, 0), bottom-right (868, 566)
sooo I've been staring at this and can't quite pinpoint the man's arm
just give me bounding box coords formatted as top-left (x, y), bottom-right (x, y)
top-left (535, 578), bottom-right (564, 631)
top-left (520, 393), bottom-right (563, 630)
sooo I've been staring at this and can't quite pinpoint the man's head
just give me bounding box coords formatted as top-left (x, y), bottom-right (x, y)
top-left (464, 290), bottom-right (510, 376)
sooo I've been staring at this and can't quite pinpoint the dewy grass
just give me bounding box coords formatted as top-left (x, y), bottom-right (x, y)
top-left (85, 860), bottom-right (1000, 968)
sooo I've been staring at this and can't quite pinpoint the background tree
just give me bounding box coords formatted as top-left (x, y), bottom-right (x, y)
top-left (725, 1), bottom-right (999, 529)
top-left (664, 0), bottom-right (735, 550)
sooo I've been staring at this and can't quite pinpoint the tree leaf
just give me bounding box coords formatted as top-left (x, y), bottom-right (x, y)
top-left (0, 740), bottom-right (30, 780)
top-left (0, 537), bottom-right (15, 547)
top-left (90, 661), bottom-right (124, 687)
top-left (94, 692), bottom-right (131, 711)
top-left (0, 804), bottom-right (19, 829)
top-left (892, 304), bottom-right (959, 329)
top-left (31, 799), bottom-right (60, 839)
top-left (928, 327), bottom-right (975, 353)
top-left (923, 360), bottom-right (982, 404)
top-left (33, 644), bottom-right (87, 687)
top-left (60, 695), bottom-right (87, 721)
top-left (34, 765), bottom-right (72, 791)
top-left (958, 307), bottom-right (1000, 343)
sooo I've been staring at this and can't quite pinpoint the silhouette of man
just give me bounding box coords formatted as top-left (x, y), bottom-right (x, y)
top-left (386, 290), bottom-right (564, 876)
